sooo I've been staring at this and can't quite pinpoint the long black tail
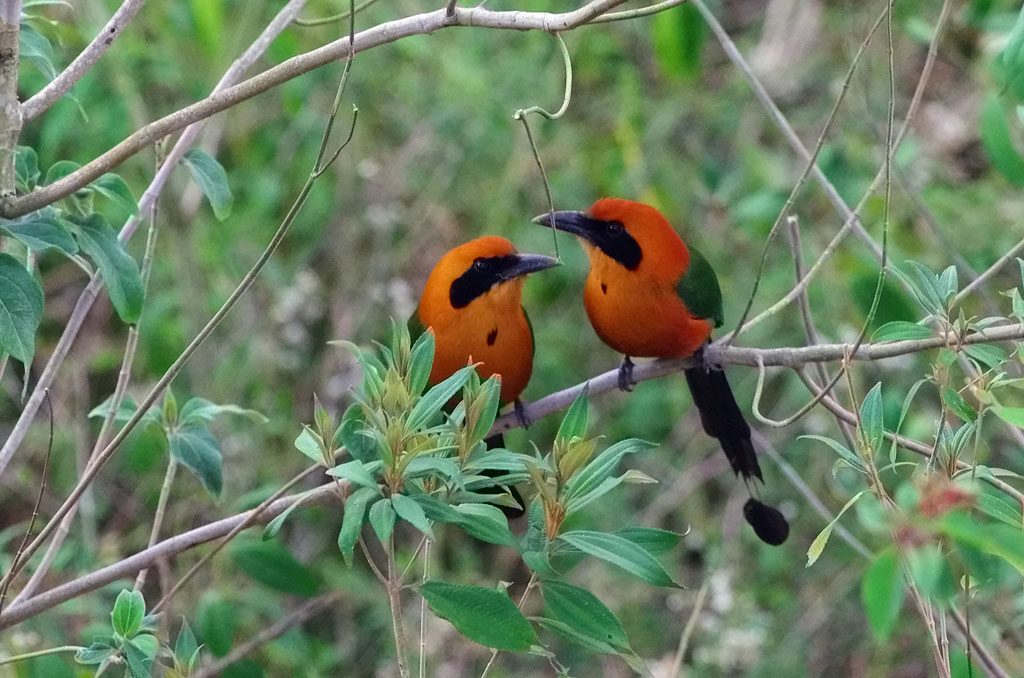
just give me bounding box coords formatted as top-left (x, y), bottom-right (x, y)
top-left (683, 365), bottom-right (763, 482)
top-left (683, 365), bottom-right (789, 545)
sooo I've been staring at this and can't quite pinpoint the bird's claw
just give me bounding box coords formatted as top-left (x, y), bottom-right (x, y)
top-left (694, 344), bottom-right (713, 373)
top-left (617, 357), bottom-right (636, 392)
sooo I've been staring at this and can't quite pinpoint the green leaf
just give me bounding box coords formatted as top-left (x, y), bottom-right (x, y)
top-left (942, 387), bottom-right (976, 422)
top-left (294, 426), bottom-right (325, 464)
top-left (541, 581), bottom-right (629, 650)
top-left (468, 376), bottom-right (502, 445)
top-left (178, 397), bottom-right (268, 427)
top-left (1001, 6), bottom-right (1024, 101)
top-left (981, 94), bottom-right (1024, 185)
top-left (327, 459), bottom-right (381, 492)
top-left (453, 503), bottom-right (515, 546)
top-left (612, 527), bottom-right (681, 556)
top-left (45, 159), bottom-right (81, 185)
top-left (420, 581), bottom-right (536, 651)
top-left (870, 320), bottom-right (932, 342)
top-left (806, 491), bottom-right (866, 567)
top-left (0, 252), bottom-right (44, 364)
top-left (392, 493), bottom-right (435, 540)
top-left (556, 387), bottom-right (590, 442)
top-left (800, 434), bottom-right (865, 472)
top-left (411, 494), bottom-right (465, 524)
top-left (337, 404), bottom-right (377, 463)
top-left (196, 593), bottom-right (234, 657)
top-left (889, 378), bottom-right (929, 464)
top-left (407, 365), bottom-right (475, 430)
top-left (168, 427), bottom-right (223, 497)
top-left (73, 214), bottom-right (144, 323)
top-left (558, 530), bottom-right (677, 587)
top-left (861, 548), bottom-right (903, 640)
top-left (75, 640), bottom-right (115, 665)
top-left (19, 23), bottom-right (56, 82)
top-left (906, 547), bottom-right (956, 605)
top-left (91, 173), bottom-right (138, 215)
top-left (123, 639), bottom-right (151, 678)
top-left (174, 616), bottom-right (199, 668)
top-left (407, 328), bottom-right (435, 395)
top-left (991, 405), bottom-right (1024, 428)
top-left (230, 538), bottom-right (319, 596)
top-left (368, 497), bottom-right (396, 543)
top-left (859, 382), bottom-right (884, 452)
top-left (183, 148), bottom-right (234, 220)
top-left (262, 494), bottom-right (309, 541)
top-left (1, 211), bottom-right (78, 254)
top-left (338, 486), bottom-right (377, 564)
top-left (964, 343), bottom-right (1005, 370)
top-left (565, 438), bottom-right (656, 499)
top-left (940, 511), bottom-right (1024, 573)
top-left (534, 616), bottom-right (618, 655)
top-left (111, 588), bottom-right (146, 638)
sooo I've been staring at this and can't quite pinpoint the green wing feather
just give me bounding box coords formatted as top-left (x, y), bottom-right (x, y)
top-left (676, 246), bottom-right (724, 328)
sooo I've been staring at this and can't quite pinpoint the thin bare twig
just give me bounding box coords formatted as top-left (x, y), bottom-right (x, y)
top-left (0, 481), bottom-right (340, 629)
top-left (0, 0), bottom-right (634, 218)
top-left (0, 0), bottom-right (310, 483)
top-left (21, 0), bottom-right (146, 120)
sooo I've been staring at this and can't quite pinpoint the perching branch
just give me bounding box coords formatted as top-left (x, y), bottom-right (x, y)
top-left (492, 323), bottom-right (1024, 436)
top-left (0, 483), bottom-right (341, 629)
top-left (21, 0), bottom-right (146, 121)
top-left (0, 0), bottom-right (637, 218)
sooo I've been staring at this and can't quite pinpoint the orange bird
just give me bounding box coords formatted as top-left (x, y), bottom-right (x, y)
top-left (413, 236), bottom-right (558, 517)
top-left (535, 198), bottom-right (789, 545)
top-left (414, 236), bottom-right (557, 405)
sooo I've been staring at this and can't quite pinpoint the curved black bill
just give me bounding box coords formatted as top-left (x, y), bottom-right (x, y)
top-left (501, 252), bottom-right (559, 280)
top-left (532, 210), bottom-right (595, 239)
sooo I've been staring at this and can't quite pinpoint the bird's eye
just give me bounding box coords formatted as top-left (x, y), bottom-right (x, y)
top-left (473, 259), bottom-right (489, 271)
top-left (607, 222), bottom-right (623, 235)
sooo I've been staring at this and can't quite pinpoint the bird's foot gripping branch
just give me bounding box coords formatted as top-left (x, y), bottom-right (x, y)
top-left (283, 322), bottom-right (685, 674)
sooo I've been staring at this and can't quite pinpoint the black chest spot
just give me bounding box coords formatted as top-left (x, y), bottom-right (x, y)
top-left (601, 282), bottom-right (608, 294)
top-left (486, 328), bottom-right (498, 346)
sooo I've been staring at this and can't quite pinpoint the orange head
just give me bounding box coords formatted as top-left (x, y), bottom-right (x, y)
top-left (417, 236), bottom-right (557, 402)
top-left (533, 198), bottom-right (712, 359)
top-left (532, 198), bottom-right (689, 282)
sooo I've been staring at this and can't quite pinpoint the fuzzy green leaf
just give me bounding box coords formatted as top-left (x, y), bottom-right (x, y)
top-left (559, 530), bottom-right (677, 587)
top-left (870, 320), bottom-right (932, 342)
top-left (861, 548), bottom-right (903, 640)
top-left (421, 581), bottom-right (536, 651)
top-left (0, 252), bottom-right (44, 364)
top-left (541, 580), bottom-right (629, 650)
top-left (111, 589), bottom-right (146, 638)
top-left (92, 173), bottom-right (138, 215)
top-left (338, 486), bottom-right (377, 564)
top-left (368, 497), bottom-right (396, 543)
top-left (1, 211), bottom-right (78, 254)
top-left (230, 538), bottom-right (318, 596)
top-left (392, 493), bottom-right (435, 540)
top-left (183, 148), bottom-right (234, 220)
top-left (168, 427), bottom-right (223, 497)
top-left (74, 214), bottom-right (144, 323)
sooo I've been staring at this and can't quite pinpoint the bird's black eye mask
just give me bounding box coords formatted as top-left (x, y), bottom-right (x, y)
top-left (449, 255), bottom-right (520, 309)
top-left (533, 212), bottom-right (642, 270)
top-left (588, 219), bottom-right (642, 270)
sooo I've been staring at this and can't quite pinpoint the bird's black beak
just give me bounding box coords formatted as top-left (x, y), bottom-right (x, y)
top-left (532, 210), bottom-right (597, 242)
top-left (501, 253), bottom-right (559, 280)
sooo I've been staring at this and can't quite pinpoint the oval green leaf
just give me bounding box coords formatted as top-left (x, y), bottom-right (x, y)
top-left (421, 581), bottom-right (536, 651)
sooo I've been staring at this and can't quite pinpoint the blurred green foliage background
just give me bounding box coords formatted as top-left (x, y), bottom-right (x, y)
top-left (4, 0), bottom-right (1024, 675)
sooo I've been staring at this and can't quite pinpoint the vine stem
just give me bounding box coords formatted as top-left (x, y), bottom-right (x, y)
top-left (0, 645), bottom-right (83, 666)
top-left (133, 459), bottom-right (178, 591)
top-left (388, 534), bottom-right (412, 678)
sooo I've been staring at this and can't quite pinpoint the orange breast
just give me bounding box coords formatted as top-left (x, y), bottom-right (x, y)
top-left (420, 280), bottom-right (535, 404)
top-left (582, 260), bottom-right (712, 359)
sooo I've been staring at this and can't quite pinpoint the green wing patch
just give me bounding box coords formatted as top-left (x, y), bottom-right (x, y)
top-left (676, 246), bottom-right (724, 327)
